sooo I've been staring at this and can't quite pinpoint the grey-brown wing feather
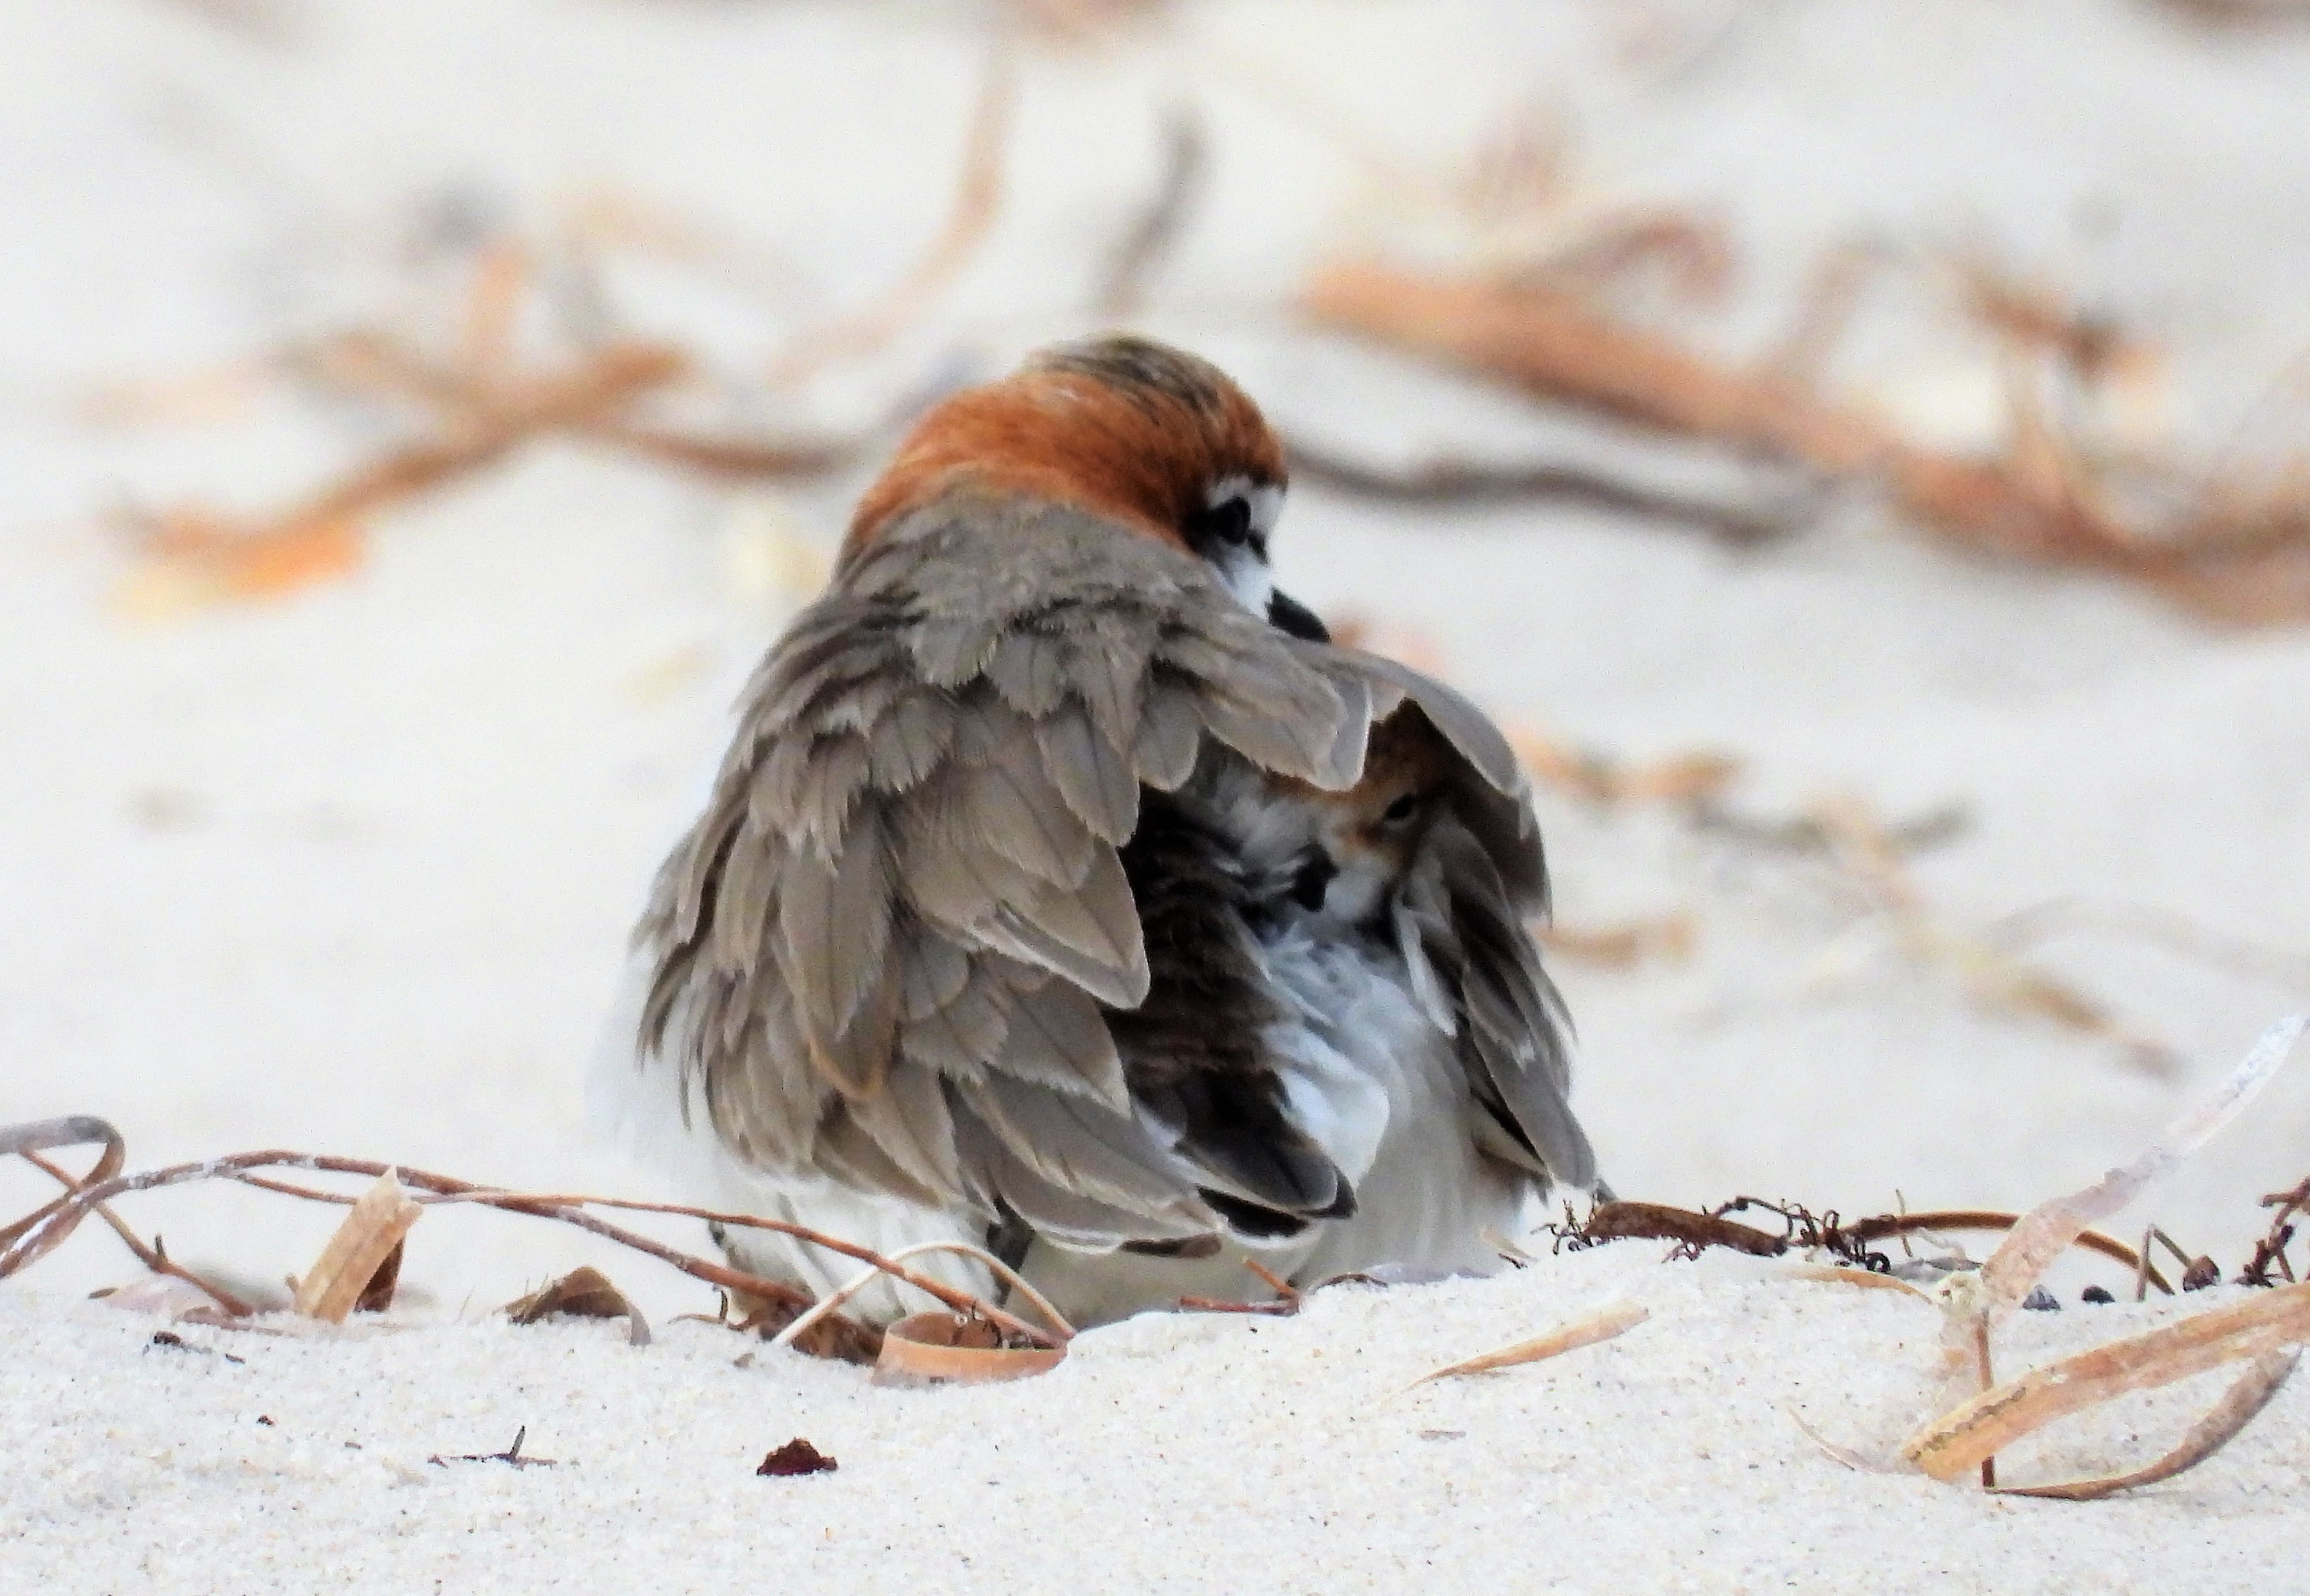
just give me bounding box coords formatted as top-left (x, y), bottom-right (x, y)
top-left (629, 496), bottom-right (1368, 1243)
top-left (1340, 650), bottom-right (1594, 1190)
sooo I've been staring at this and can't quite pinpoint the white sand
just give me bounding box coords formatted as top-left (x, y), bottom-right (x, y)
top-left (8, 0), bottom-right (2310, 1586)
top-left (12, 1250), bottom-right (2310, 1595)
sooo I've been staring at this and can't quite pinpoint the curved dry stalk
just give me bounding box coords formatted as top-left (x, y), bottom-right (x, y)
top-left (770, 47), bottom-right (1016, 385)
top-left (20, 1150), bottom-right (255, 1319)
top-left (1783, 1264), bottom-right (1932, 1300)
top-left (772, 1239), bottom-right (1075, 1353)
top-left (0, 1117), bottom-right (126, 1267)
top-left (1991, 1348), bottom-right (2300, 1501)
top-left (1841, 1210), bottom-right (2173, 1295)
top-left (0, 1143), bottom-right (1058, 1350)
top-left (1404, 1299), bottom-right (1649, 1391)
top-left (1902, 1280), bottom-right (2310, 1484)
top-left (1282, 434), bottom-right (1806, 544)
top-left (1095, 103), bottom-right (1207, 318)
top-left (1977, 1014), bottom-right (2305, 1326)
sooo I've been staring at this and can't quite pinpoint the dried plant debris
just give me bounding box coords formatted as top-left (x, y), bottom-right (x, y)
top-left (1535, 913), bottom-right (1697, 969)
top-left (1094, 103), bottom-right (1207, 317)
top-left (504, 1266), bottom-right (651, 1347)
top-left (0, 1124), bottom-right (1025, 1362)
top-left (726, 1292), bottom-right (886, 1366)
top-left (3, 1117), bottom-right (253, 1317)
top-left (1301, 257), bottom-right (2310, 623)
top-left (1556, 1197), bottom-right (2172, 1292)
top-left (354, 1238), bottom-right (405, 1316)
top-left (2239, 1175), bottom-right (2310, 1286)
top-left (1405, 1300), bottom-right (1649, 1389)
top-left (1975, 1014), bottom-right (2303, 1326)
top-left (113, 328), bottom-right (859, 615)
top-left (2135, 1227), bottom-right (2220, 1299)
top-left (291, 1168), bottom-right (422, 1324)
top-left (1990, 1348), bottom-right (2301, 1502)
top-left (1903, 1286), bottom-right (2310, 1488)
top-left (874, 1310), bottom-right (1070, 1386)
top-left (757, 1438), bottom-right (838, 1477)
top-left (1505, 721), bottom-right (2167, 1058)
top-left (1733, 787), bottom-right (2167, 1069)
top-left (1887, 1015), bottom-right (2309, 1496)
top-left (431, 1426), bottom-right (556, 1470)
top-left (1281, 433), bottom-right (1805, 542)
top-left (145, 1329), bottom-right (245, 1365)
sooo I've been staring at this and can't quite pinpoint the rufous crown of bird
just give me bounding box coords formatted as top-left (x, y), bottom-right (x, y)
top-left (591, 334), bottom-right (1601, 1330)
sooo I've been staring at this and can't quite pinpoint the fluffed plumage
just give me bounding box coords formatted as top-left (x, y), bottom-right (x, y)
top-left (590, 336), bottom-right (1599, 1326)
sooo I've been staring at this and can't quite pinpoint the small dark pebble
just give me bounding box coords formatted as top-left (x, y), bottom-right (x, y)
top-left (757, 1438), bottom-right (838, 1477)
top-left (2021, 1288), bottom-right (2061, 1312)
top-left (2081, 1286), bottom-right (2116, 1305)
top-left (256, 1415), bottom-right (275, 1427)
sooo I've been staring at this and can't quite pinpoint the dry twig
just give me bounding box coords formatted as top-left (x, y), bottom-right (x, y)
top-left (1285, 437), bottom-right (1802, 543)
top-left (1404, 1300), bottom-right (1649, 1389)
top-left (2239, 1175), bottom-right (2310, 1287)
top-left (1095, 104), bottom-right (1207, 317)
top-left (0, 1133), bottom-right (1058, 1354)
top-left (771, 49), bottom-right (1016, 384)
top-left (15, 1144), bottom-right (253, 1318)
top-left (1302, 259), bottom-right (2310, 622)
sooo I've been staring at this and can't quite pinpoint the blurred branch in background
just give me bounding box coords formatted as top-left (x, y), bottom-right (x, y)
top-left (1301, 258), bottom-right (2310, 624)
top-left (90, 17), bottom-right (2310, 626)
top-left (768, 47), bottom-right (1017, 386)
top-left (1093, 103), bottom-right (1208, 318)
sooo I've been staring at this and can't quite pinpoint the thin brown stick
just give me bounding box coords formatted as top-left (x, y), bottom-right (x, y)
top-left (136, 341), bottom-right (685, 569)
top-left (2240, 1176), bottom-right (2309, 1286)
top-left (771, 49), bottom-right (1016, 385)
top-left (1242, 1257), bottom-right (1301, 1310)
top-left (1282, 435), bottom-right (1805, 544)
top-left (1095, 104), bottom-right (1208, 317)
top-left (1177, 1294), bottom-right (1297, 1317)
top-left (0, 1147), bottom-right (1057, 1349)
top-left (302, 330), bottom-right (859, 484)
top-left (0, 1118), bottom-right (126, 1266)
top-left (580, 420), bottom-right (860, 480)
top-left (1301, 259), bottom-right (2310, 619)
top-left (1582, 1201), bottom-right (1788, 1257)
top-left (20, 1151), bottom-right (254, 1318)
top-left (1971, 1314), bottom-right (1997, 1488)
top-left (1840, 1210), bottom-right (2173, 1294)
top-left (1575, 1199), bottom-right (2174, 1291)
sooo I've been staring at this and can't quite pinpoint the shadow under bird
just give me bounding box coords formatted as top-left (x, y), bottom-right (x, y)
top-left (591, 335), bottom-right (1599, 1327)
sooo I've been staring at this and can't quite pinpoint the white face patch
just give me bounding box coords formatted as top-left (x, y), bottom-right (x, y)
top-left (1203, 474), bottom-right (1285, 617)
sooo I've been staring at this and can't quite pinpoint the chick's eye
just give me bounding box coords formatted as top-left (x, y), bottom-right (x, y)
top-left (1186, 496), bottom-right (1254, 551)
top-left (1380, 793), bottom-right (1419, 826)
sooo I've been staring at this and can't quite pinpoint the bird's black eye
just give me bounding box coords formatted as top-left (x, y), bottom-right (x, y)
top-left (1184, 495), bottom-right (1257, 555)
top-left (1380, 793), bottom-right (1419, 826)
